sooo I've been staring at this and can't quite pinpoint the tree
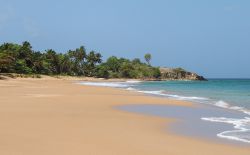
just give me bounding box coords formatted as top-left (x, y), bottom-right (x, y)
top-left (68, 46), bottom-right (87, 75)
top-left (120, 62), bottom-right (135, 78)
top-left (105, 56), bottom-right (121, 72)
top-left (0, 43), bottom-right (21, 73)
top-left (18, 41), bottom-right (33, 68)
top-left (58, 54), bottom-right (73, 75)
top-left (45, 49), bottom-right (60, 74)
top-left (31, 51), bottom-right (45, 74)
top-left (95, 64), bottom-right (109, 78)
top-left (15, 59), bottom-right (32, 74)
top-left (0, 52), bottom-right (15, 72)
top-left (144, 53), bottom-right (151, 65)
top-left (0, 41), bottom-right (162, 80)
top-left (132, 58), bottom-right (141, 65)
top-left (150, 67), bottom-right (161, 78)
top-left (85, 51), bottom-right (102, 76)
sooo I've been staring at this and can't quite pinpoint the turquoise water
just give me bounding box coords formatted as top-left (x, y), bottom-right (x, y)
top-left (128, 79), bottom-right (250, 144)
top-left (79, 79), bottom-right (250, 144)
top-left (133, 79), bottom-right (250, 110)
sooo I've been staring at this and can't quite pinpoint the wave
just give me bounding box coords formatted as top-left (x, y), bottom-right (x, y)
top-left (78, 80), bottom-right (142, 88)
top-left (136, 90), bottom-right (209, 101)
top-left (78, 81), bottom-right (250, 144)
top-left (201, 117), bottom-right (250, 143)
top-left (137, 90), bottom-right (165, 95)
top-left (78, 82), bottom-right (131, 88)
top-left (126, 87), bottom-right (137, 91)
top-left (133, 89), bottom-right (250, 144)
top-left (166, 94), bottom-right (208, 101)
top-left (214, 100), bottom-right (230, 108)
top-left (135, 90), bottom-right (250, 117)
top-left (126, 80), bottom-right (142, 83)
top-left (212, 100), bottom-right (250, 116)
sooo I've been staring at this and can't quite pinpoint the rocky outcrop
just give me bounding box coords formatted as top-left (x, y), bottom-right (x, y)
top-left (160, 67), bottom-right (207, 81)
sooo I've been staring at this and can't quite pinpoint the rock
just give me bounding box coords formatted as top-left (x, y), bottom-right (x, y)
top-left (159, 67), bottom-right (207, 81)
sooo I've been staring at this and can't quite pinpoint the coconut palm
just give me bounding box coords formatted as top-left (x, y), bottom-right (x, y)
top-left (144, 53), bottom-right (151, 65)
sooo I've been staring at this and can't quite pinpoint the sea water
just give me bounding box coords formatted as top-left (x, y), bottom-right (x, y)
top-left (79, 79), bottom-right (250, 144)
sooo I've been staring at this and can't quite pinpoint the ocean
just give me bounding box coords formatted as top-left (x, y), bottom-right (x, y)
top-left (79, 79), bottom-right (250, 144)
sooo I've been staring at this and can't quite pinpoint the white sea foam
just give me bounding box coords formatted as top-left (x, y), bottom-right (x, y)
top-left (212, 100), bottom-right (250, 116)
top-left (78, 82), bottom-right (131, 88)
top-left (214, 100), bottom-right (230, 108)
top-left (201, 117), bottom-right (250, 143)
top-left (165, 94), bottom-right (208, 101)
top-left (78, 80), bottom-right (142, 89)
top-left (136, 90), bottom-right (209, 101)
top-left (126, 80), bottom-right (142, 83)
top-left (136, 90), bottom-right (250, 144)
top-left (137, 90), bottom-right (250, 117)
top-left (138, 90), bottom-right (165, 95)
top-left (198, 100), bottom-right (250, 143)
top-left (126, 87), bottom-right (136, 91)
top-left (78, 81), bottom-right (250, 143)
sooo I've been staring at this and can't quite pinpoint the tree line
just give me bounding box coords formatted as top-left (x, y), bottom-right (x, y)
top-left (0, 41), bottom-right (161, 79)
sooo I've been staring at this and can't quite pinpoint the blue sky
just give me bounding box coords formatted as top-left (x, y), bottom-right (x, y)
top-left (0, 0), bottom-right (250, 78)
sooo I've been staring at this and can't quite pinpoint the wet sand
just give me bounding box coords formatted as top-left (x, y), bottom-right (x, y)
top-left (117, 104), bottom-right (249, 145)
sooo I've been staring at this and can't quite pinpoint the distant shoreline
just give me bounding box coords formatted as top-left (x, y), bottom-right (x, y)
top-left (0, 73), bottom-right (207, 82)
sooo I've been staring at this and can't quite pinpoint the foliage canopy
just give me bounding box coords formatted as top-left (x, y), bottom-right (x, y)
top-left (0, 42), bottom-right (161, 79)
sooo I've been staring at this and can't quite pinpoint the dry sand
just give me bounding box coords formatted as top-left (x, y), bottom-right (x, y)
top-left (0, 77), bottom-right (249, 155)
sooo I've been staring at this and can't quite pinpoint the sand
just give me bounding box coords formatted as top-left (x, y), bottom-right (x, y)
top-left (0, 77), bottom-right (249, 155)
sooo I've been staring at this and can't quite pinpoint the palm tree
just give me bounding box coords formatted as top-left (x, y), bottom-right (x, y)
top-left (45, 49), bottom-right (60, 74)
top-left (67, 46), bottom-right (87, 75)
top-left (85, 51), bottom-right (102, 76)
top-left (0, 43), bottom-right (20, 73)
top-left (144, 53), bottom-right (151, 65)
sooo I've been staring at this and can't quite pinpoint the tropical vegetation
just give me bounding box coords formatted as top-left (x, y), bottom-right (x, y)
top-left (0, 41), bottom-right (161, 79)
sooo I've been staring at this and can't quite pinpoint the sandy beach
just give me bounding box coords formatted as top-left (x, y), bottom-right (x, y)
top-left (0, 77), bottom-right (249, 155)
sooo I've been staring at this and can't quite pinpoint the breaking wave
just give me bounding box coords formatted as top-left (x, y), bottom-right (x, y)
top-left (78, 81), bottom-right (250, 144)
top-left (201, 117), bottom-right (250, 143)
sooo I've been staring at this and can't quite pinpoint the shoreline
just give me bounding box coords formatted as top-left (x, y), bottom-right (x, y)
top-left (78, 80), bottom-right (250, 145)
top-left (0, 73), bottom-right (207, 82)
top-left (117, 103), bottom-right (250, 146)
top-left (0, 78), bottom-right (249, 154)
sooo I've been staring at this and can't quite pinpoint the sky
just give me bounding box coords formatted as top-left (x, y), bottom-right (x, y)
top-left (0, 0), bottom-right (250, 78)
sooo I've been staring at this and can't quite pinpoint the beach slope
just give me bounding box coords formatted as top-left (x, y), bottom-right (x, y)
top-left (0, 78), bottom-right (249, 155)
